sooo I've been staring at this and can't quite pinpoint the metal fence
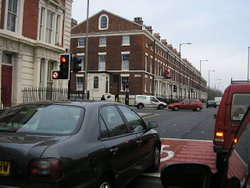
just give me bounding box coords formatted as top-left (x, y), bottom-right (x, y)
top-left (22, 87), bottom-right (68, 103)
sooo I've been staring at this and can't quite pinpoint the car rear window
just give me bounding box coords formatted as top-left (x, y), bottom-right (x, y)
top-left (0, 104), bottom-right (84, 135)
top-left (231, 94), bottom-right (250, 121)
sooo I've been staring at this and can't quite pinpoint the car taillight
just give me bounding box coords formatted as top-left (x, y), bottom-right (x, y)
top-left (29, 158), bottom-right (63, 180)
top-left (214, 131), bottom-right (224, 145)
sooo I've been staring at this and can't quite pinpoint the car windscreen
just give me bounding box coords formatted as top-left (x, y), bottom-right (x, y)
top-left (0, 104), bottom-right (84, 135)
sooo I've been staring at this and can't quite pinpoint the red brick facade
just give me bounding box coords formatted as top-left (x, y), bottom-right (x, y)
top-left (70, 10), bottom-right (207, 101)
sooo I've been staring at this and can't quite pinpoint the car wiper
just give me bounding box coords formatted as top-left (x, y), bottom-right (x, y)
top-left (0, 128), bottom-right (18, 133)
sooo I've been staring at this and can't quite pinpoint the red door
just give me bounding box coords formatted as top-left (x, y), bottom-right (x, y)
top-left (1, 65), bottom-right (12, 107)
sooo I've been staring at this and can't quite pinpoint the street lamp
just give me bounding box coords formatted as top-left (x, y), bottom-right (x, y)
top-left (199, 60), bottom-right (208, 99)
top-left (247, 47), bottom-right (250, 81)
top-left (215, 79), bottom-right (221, 89)
top-left (208, 70), bottom-right (215, 88)
top-left (179, 42), bottom-right (191, 99)
top-left (84, 0), bottom-right (90, 100)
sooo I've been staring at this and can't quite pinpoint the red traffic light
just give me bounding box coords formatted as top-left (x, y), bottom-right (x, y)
top-left (60, 57), bottom-right (67, 63)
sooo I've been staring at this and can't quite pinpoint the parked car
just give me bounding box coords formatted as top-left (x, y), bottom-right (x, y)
top-left (135, 95), bottom-right (167, 109)
top-left (167, 98), bottom-right (203, 111)
top-left (206, 100), bottom-right (217, 108)
top-left (0, 101), bottom-right (161, 188)
top-left (213, 81), bottom-right (250, 168)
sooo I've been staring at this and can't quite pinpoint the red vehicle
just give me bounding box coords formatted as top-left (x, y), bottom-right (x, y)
top-left (213, 80), bottom-right (250, 167)
top-left (168, 99), bottom-right (203, 111)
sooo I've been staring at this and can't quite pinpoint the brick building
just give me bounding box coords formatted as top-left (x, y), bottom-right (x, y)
top-left (71, 10), bottom-right (207, 104)
top-left (0, 0), bottom-right (72, 107)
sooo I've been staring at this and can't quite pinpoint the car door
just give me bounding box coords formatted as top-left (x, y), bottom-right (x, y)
top-left (150, 96), bottom-right (160, 108)
top-left (227, 107), bottom-right (250, 187)
top-left (181, 99), bottom-right (190, 110)
top-left (99, 105), bottom-right (138, 185)
top-left (117, 105), bottom-right (155, 172)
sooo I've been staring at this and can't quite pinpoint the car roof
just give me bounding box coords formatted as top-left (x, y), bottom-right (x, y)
top-left (11, 100), bottom-right (119, 109)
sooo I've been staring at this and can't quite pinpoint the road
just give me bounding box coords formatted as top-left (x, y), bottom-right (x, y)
top-left (125, 106), bottom-right (218, 188)
top-left (135, 106), bottom-right (218, 140)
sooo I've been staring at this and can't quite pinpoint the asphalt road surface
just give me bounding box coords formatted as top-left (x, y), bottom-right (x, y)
top-left (136, 106), bottom-right (218, 140)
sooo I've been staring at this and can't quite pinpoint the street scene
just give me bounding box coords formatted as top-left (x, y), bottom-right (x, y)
top-left (0, 0), bottom-right (250, 188)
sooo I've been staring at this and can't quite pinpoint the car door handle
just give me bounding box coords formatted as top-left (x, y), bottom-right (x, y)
top-left (136, 140), bottom-right (142, 145)
top-left (110, 147), bottom-right (119, 154)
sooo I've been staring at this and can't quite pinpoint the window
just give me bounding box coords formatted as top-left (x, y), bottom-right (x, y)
top-left (99, 36), bottom-right (107, 46)
top-left (122, 53), bottom-right (130, 70)
top-left (93, 76), bottom-right (99, 89)
top-left (231, 94), bottom-right (250, 121)
top-left (78, 38), bottom-right (85, 47)
top-left (38, 6), bottom-right (63, 45)
top-left (99, 14), bottom-right (109, 30)
top-left (46, 10), bottom-right (54, 43)
top-left (6, 0), bottom-right (19, 32)
top-left (76, 77), bottom-right (84, 91)
top-left (100, 106), bottom-right (128, 137)
top-left (77, 55), bottom-right (85, 71)
top-left (145, 55), bottom-right (148, 72)
top-left (118, 106), bottom-right (145, 133)
top-left (121, 77), bottom-right (129, 92)
top-left (98, 54), bottom-right (106, 71)
top-left (122, 35), bottom-right (130, 46)
top-left (2, 53), bottom-right (12, 65)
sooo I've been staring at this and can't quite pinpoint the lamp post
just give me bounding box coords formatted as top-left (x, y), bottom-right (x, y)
top-left (248, 47), bottom-right (250, 81)
top-left (215, 79), bottom-right (221, 89)
top-left (208, 69), bottom-right (215, 88)
top-left (84, 0), bottom-right (89, 100)
top-left (179, 42), bottom-right (191, 99)
top-left (199, 60), bottom-right (208, 100)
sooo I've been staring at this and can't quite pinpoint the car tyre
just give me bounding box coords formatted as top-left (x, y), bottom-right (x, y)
top-left (196, 107), bottom-right (202, 111)
top-left (173, 106), bottom-right (179, 111)
top-left (97, 176), bottom-right (114, 188)
top-left (148, 146), bottom-right (161, 172)
top-left (137, 104), bottom-right (144, 109)
top-left (158, 105), bottom-right (164, 110)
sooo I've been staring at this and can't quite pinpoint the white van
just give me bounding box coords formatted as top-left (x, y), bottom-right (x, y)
top-left (135, 95), bottom-right (167, 110)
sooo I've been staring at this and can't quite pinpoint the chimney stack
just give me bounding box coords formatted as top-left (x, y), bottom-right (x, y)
top-left (153, 33), bottom-right (161, 40)
top-left (134, 17), bottom-right (143, 25)
top-left (146, 26), bottom-right (153, 33)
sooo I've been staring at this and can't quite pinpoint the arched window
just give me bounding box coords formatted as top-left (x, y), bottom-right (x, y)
top-left (99, 14), bottom-right (109, 30)
top-left (94, 76), bottom-right (99, 89)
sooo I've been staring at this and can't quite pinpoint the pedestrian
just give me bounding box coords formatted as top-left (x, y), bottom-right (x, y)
top-left (101, 95), bottom-right (105, 100)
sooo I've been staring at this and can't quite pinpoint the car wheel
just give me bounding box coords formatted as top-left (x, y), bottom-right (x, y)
top-left (158, 105), bottom-right (164, 110)
top-left (196, 107), bottom-right (201, 111)
top-left (174, 106), bottom-right (179, 111)
top-left (137, 104), bottom-right (144, 109)
top-left (149, 146), bottom-right (161, 172)
top-left (97, 176), bottom-right (114, 188)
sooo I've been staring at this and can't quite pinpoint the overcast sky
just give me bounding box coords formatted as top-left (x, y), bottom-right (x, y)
top-left (72, 0), bottom-right (250, 92)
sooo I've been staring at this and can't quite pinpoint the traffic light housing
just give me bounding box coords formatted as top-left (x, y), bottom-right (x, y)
top-left (173, 85), bottom-right (177, 92)
top-left (72, 56), bottom-right (82, 73)
top-left (52, 53), bottom-right (70, 80)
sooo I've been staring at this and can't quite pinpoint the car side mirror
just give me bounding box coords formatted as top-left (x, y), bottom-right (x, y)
top-left (148, 121), bottom-right (158, 129)
top-left (160, 163), bottom-right (212, 188)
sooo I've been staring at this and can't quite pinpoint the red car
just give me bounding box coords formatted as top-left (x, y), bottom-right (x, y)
top-left (168, 99), bottom-right (203, 111)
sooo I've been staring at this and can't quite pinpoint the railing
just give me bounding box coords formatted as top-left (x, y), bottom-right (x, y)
top-left (22, 87), bottom-right (68, 103)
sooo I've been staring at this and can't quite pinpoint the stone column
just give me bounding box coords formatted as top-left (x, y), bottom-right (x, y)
top-left (43, 59), bottom-right (48, 88)
top-left (33, 57), bottom-right (41, 88)
top-left (13, 53), bottom-right (23, 105)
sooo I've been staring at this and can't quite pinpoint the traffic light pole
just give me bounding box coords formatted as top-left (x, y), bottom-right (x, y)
top-left (67, 71), bottom-right (71, 100)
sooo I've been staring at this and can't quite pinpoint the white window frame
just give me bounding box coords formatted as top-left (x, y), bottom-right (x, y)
top-left (4, 0), bottom-right (24, 34)
top-left (98, 14), bottom-right (109, 30)
top-left (121, 52), bottom-right (130, 71)
top-left (121, 76), bottom-right (129, 92)
top-left (76, 75), bottom-right (84, 91)
top-left (38, 3), bottom-right (63, 45)
top-left (98, 52), bottom-right (106, 71)
top-left (99, 36), bottom-right (107, 47)
top-left (93, 76), bottom-right (99, 89)
top-left (145, 53), bottom-right (148, 72)
top-left (122, 35), bottom-right (130, 46)
top-left (76, 53), bottom-right (85, 71)
top-left (78, 37), bottom-right (86, 47)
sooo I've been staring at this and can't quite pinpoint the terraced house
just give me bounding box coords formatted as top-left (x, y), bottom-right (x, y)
top-left (70, 10), bottom-right (207, 104)
top-left (0, 0), bottom-right (72, 108)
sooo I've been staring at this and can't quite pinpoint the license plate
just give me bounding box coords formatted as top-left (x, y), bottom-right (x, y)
top-left (0, 161), bottom-right (10, 176)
